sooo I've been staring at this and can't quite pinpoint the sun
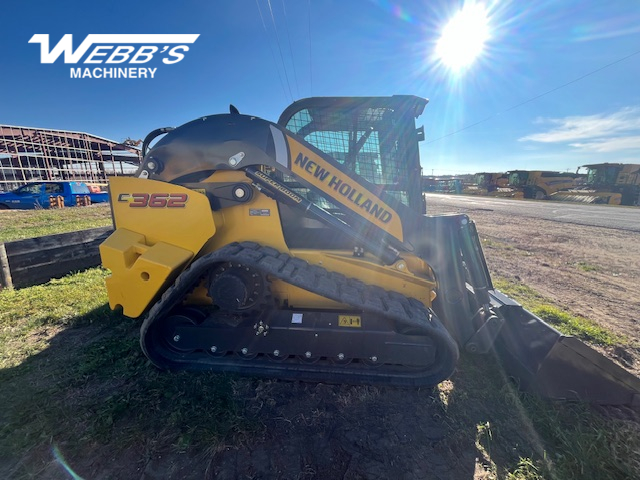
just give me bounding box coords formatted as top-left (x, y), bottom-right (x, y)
top-left (435, 3), bottom-right (491, 71)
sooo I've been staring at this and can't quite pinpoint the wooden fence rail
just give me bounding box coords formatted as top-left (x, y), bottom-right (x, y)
top-left (0, 227), bottom-right (113, 289)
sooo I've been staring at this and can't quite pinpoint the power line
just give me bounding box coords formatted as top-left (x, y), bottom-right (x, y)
top-left (280, 0), bottom-right (300, 99)
top-left (426, 48), bottom-right (640, 144)
top-left (267, 0), bottom-right (294, 102)
top-left (255, 0), bottom-right (290, 102)
top-left (308, 0), bottom-right (313, 96)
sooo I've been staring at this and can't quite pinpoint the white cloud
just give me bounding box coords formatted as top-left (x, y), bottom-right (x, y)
top-left (519, 107), bottom-right (640, 153)
top-left (569, 136), bottom-right (640, 153)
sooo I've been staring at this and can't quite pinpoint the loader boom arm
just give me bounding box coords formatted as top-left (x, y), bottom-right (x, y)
top-left (140, 101), bottom-right (426, 261)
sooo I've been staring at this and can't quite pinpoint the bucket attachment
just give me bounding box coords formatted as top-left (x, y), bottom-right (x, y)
top-left (490, 290), bottom-right (640, 406)
top-left (414, 214), bottom-right (640, 406)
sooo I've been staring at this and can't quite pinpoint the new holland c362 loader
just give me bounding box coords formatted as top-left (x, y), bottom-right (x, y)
top-left (100, 95), bottom-right (640, 405)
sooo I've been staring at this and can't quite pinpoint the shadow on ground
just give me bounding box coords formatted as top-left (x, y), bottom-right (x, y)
top-left (1, 305), bottom-right (547, 480)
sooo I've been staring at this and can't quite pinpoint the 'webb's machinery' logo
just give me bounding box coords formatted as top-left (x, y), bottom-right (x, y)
top-left (28, 34), bottom-right (200, 79)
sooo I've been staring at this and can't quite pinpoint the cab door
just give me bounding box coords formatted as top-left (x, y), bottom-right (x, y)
top-left (12, 183), bottom-right (46, 209)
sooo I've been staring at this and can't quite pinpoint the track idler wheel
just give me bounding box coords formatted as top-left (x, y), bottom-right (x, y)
top-left (162, 307), bottom-right (206, 354)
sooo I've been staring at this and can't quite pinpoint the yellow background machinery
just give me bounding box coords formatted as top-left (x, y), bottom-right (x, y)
top-left (506, 170), bottom-right (580, 200)
top-left (552, 163), bottom-right (640, 205)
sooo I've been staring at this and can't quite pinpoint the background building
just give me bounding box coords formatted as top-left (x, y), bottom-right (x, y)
top-left (0, 124), bottom-right (142, 191)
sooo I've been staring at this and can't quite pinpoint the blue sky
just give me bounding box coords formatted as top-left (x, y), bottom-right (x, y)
top-left (1, 0), bottom-right (639, 175)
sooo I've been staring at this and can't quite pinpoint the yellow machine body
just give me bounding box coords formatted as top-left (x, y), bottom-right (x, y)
top-left (102, 173), bottom-right (436, 319)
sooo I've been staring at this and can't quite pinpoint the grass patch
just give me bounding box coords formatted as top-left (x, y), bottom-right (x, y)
top-left (0, 269), bottom-right (248, 476)
top-left (493, 278), bottom-right (547, 305)
top-left (493, 278), bottom-right (625, 347)
top-left (533, 305), bottom-right (623, 346)
top-left (450, 354), bottom-right (640, 480)
top-left (482, 236), bottom-right (514, 250)
top-left (514, 392), bottom-right (640, 480)
top-left (575, 262), bottom-right (599, 272)
top-left (0, 269), bottom-right (113, 370)
top-left (0, 204), bottom-right (112, 242)
top-left (507, 458), bottom-right (544, 480)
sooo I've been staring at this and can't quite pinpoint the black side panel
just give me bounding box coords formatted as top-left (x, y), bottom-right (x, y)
top-left (409, 214), bottom-right (491, 345)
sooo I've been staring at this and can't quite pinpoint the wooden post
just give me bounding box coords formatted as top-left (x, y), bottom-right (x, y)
top-left (0, 243), bottom-right (13, 289)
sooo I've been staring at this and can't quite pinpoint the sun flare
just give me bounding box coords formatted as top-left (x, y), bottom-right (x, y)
top-left (436, 3), bottom-right (490, 71)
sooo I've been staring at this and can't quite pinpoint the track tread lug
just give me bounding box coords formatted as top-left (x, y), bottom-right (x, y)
top-left (258, 255), bottom-right (286, 272)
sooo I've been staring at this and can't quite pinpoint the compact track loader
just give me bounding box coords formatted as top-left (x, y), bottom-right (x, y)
top-left (100, 96), bottom-right (640, 405)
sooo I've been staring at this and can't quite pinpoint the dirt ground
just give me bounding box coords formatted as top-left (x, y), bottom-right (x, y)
top-left (6, 197), bottom-right (640, 480)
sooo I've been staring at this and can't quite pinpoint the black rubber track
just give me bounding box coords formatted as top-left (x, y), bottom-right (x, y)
top-left (140, 242), bottom-right (460, 387)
